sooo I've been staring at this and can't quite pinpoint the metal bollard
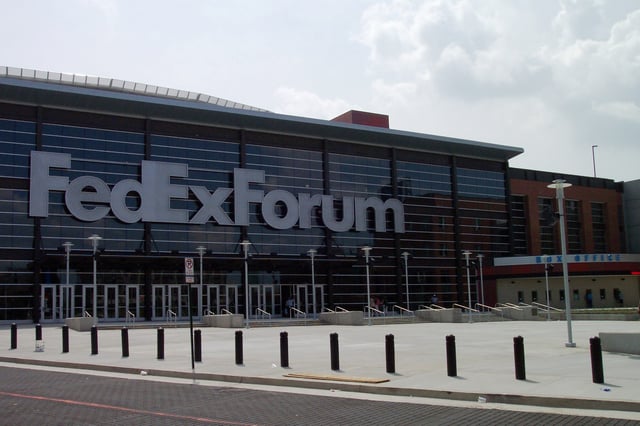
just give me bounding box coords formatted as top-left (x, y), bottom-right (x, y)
top-left (235, 330), bottom-right (243, 365)
top-left (62, 325), bottom-right (69, 353)
top-left (121, 327), bottom-right (129, 358)
top-left (330, 332), bottom-right (340, 371)
top-left (385, 334), bottom-right (395, 374)
top-left (590, 336), bottom-right (604, 384)
top-left (446, 335), bottom-right (457, 377)
top-left (513, 336), bottom-right (526, 380)
top-left (194, 329), bottom-right (202, 362)
top-left (10, 323), bottom-right (17, 349)
top-left (280, 331), bottom-right (289, 368)
top-left (157, 327), bottom-right (165, 360)
top-left (90, 325), bottom-right (98, 355)
top-left (35, 323), bottom-right (42, 341)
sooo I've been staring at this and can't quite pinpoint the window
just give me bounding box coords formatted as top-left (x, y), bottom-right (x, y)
top-left (599, 288), bottom-right (606, 300)
top-left (591, 203), bottom-right (606, 252)
top-left (538, 198), bottom-right (555, 254)
top-left (517, 291), bottom-right (524, 303)
top-left (531, 290), bottom-right (538, 302)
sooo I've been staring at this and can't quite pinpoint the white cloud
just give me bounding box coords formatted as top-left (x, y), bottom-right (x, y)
top-left (273, 87), bottom-right (355, 120)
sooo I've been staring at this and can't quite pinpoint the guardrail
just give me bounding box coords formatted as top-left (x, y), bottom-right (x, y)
top-left (255, 307), bottom-right (271, 320)
top-left (166, 309), bottom-right (177, 326)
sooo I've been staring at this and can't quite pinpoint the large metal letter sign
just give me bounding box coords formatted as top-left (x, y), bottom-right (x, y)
top-left (184, 258), bottom-right (195, 284)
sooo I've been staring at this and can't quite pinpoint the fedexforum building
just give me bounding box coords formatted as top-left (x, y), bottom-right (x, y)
top-left (0, 66), bottom-right (595, 324)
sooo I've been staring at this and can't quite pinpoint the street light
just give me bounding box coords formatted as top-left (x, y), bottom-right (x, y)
top-left (196, 246), bottom-right (206, 315)
top-left (240, 240), bottom-right (251, 328)
top-left (361, 246), bottom-right (372, 326)
top-left (62, 241), bottom-right (73, 319)
top-left (547, 179), bottom-right (575, 347)
top-left (462, 250), bottom-right (473, 323)
top-left (477, 254), bottom-right (485, 307)
top-left (401, 251), bottom-right (410, 310)
top-left (308, 249), bottom-right (317, 319)
top-left (543, 255), bottom-right (551, 321)
top-left (87, 234), bottom-right (102, 319)
top-left (591, 145), bottom-right (598, 178)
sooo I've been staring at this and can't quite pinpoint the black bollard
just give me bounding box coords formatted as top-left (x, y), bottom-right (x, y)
top-left (330, 332), bottom-right (340, 371)
top-left (446, 335), bottom-right (457, 377)
top-left (590, 336), bottom-right (604, 384)
top-left (10, 323), bottom-right (17, 349)
top-left (121, 327), bottom-right (129, 358)
top-left (194, 329), bottom-right (202, 362)
top-left (90, 325), bottom-right (98, 355)
top-left (280, 331), bottom-right (289, 368)
top-left (385, 334), bottom-right (396, 374)
top-left (35, 323), bottom-right (42, 341)
top-left (62, 325), bottom-right (69, 353)
top-left (157, 327), bottom-right (165, 360)
top-left (235, 330), bottom-right (243, 365)
top-left (513, 336), bottom-right (526, 380)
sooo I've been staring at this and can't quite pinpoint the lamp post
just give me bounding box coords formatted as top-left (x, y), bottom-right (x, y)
top-left (547, 179), bottom-right (575, 347)
top-left (477, 254), bottom-right (485, 308)
top-left (543, 255), bottom-right (551, 321)
top-left (591, 145), bottom-right (598, 178)
top-left (196, 246), bottom-right (206, 315)
top-left (401, 251), bottom-right (410, 310)
top-left (62, 241), bottom-right (73, 319)
top-left (462, 250), bottom-right (472, 323)
top-left (87, 234), bottom-right (102, 319)
top-left (362, 246), bottom-right (372, 326)
top-left (308, 249), bottom-right (317, 318)
top-left (240, 240), bottom-right (251, 328)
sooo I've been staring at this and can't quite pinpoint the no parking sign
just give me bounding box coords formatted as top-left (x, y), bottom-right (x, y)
top-left (184, 257), bottom-right (195, 283)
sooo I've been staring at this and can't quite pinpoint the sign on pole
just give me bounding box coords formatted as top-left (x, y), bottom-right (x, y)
top-left (185, 257), bottom-right (195, 283)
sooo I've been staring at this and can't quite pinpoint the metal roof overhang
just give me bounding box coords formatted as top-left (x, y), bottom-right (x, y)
top-left (0, 77), bottom-right (524, 162)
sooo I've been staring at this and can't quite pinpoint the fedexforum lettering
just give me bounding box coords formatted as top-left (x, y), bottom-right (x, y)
top-left (29, 151), bottom-right (405, 233)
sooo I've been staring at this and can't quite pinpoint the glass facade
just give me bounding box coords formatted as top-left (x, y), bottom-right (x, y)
top-left (0, 94), bottom-right (514, 323)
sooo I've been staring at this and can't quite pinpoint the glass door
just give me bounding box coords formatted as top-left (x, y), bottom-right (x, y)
top-left (40, 285), bottom-right (56, 322)
top-left (206, 285), bottom-right (220, 314)
top-left (250, 285), bottom-right (274, 318)
top-left (152, 285), bottom-right (166, 320)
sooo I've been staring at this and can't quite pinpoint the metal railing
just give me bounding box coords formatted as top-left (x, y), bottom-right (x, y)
top-left (322, 307), bottom-right (335, 313)
top-left (255, 307), bottom-right (271, 320)
top-left (364, 306), bottom-right (385, 318)
top-left (166, 309), bottom-right (177, 326)
top-left (475, 303), bottom-right (502, 314)
top-left (531, 301), bottom-right (563, 312)
top-left (125, 310), bottom-right (136, 325)
top-left (452, 303), bottom-right (479, 313)
top-left (221, 308), bottom-right (233, 315)
top-left (335, 306), bottom-right (349, 313)
top-left (289, 307), bottom-right (307, 319)
top-left (203, 309), bottom-right (214, 316)
top-left (496, 303), bottom-right (523, 311)
top-left (83, 311), bottom-right (92, 317)
top-left (393, 305), bottom-right (414, 316)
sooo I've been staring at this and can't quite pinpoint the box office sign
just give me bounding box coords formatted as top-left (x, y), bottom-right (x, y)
top-left (29, 151), bottom-right (405, 233)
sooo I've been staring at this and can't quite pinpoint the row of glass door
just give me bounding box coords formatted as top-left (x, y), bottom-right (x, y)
top-left (40, 283), bottom-right (325, 322)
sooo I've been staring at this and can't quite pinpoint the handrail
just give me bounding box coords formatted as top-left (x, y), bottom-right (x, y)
top-left (496, 303), bottom-right (523, 311)
top-left (364, 305), bottom-right (385, 317)
top-left (518, 302), bottom-right (533, 307)
top-left (475, 303), bottom-right (502, 314)
top-left (335, 306), bottom-right (349, 313)
top-left (221, 308), bottom-right (233, 315)
top-left (83, 311), bottom-right (92, 318)
top-left (289, 306), bottom-right (307, 319)
top-left (125, 310), bottom-right (136, 325)
top-left (430, 304), bottom-right (447, 310)
top-left (393, 305), bottom-right (414, 316)
top-left (203, 309), bottom-right (214, 316)
top-left (531, 301), bottom-right (563, 312)
top-left (452, 303), bottom-right (479, 313)
top-left (255, 307), bottom-right (271, 320)
top-left (166, 309), bottom-right (177, 326)
top-left (322, 307), bottom-right (335, 313)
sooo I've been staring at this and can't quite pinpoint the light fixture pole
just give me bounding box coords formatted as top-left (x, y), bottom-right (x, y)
top-left (477, 254), bottom-right (485, 307)
top-left (362, 246), bottom-right (372, 326)
top-left (591, 145), bottom-right (598, 178)
top-left (308, 249), bottom-right (317, 318)
top-left (240, 240), bottom-right (251, 328)
top-left (401, 251), bottom-right (410, 310)
top-left (196, 246), bottom-right (206, 316)
top-left (543, 255), bottom-right (551, 321)
top-left (87, 234), bottom-right (102, 319)
top-left (462, 250), bottom-right (472, 323)
top-left (547, 179), bottom-right (575, 347)
top-left (62, 241), bottom-right (73, 319)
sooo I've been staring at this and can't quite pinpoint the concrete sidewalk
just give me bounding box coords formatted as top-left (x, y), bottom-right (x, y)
top-left (1, 320), bottom-right (639, 417)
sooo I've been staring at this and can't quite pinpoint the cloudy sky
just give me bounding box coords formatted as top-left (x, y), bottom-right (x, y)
top-left (2, 0), bottom-right (639, 181)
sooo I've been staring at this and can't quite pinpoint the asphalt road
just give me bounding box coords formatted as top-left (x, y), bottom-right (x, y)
top-left (0, 366), bottom-right (637, 426)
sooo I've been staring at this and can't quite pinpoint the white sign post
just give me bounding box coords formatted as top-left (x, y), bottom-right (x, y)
top-left (185, 257), bottom-right (195, 284)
